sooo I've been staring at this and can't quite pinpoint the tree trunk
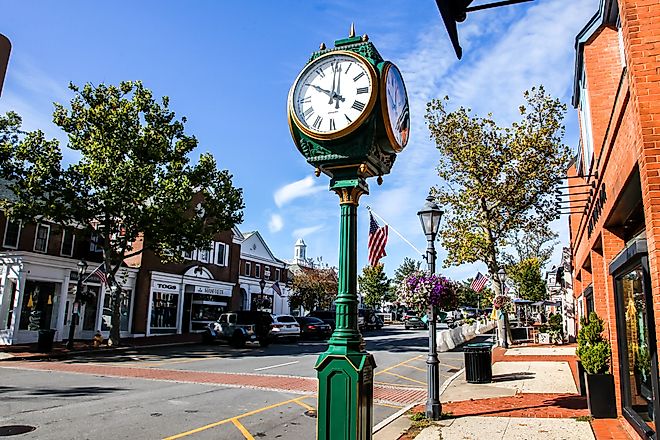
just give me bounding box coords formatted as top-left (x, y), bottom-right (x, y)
top-left (108, 274), bottom-right (121, 346)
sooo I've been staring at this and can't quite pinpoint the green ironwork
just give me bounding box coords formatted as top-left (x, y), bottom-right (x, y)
top-left (289, 28), bottom-right (405, 440)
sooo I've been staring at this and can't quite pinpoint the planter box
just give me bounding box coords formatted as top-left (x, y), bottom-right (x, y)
top-left (577, 361), bottom-right (587, 397)
top-left (585, 372), bottom-right (617, 418)
top-left (538, 332), bottom-right (551, 344)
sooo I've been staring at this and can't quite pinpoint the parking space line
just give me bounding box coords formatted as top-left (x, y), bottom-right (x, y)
top-left (439, 362), bottom-right (462, 370)
top-left (254, 361), bottom-right (299, 371)
top-left (162, 396), bottom-right (309, 439)
top-left (375, 402), bottom-right (404, 409)
top-left (374, 380), bottom-right (423, 389)
top-left (401, 364), bottom-right (425, 372)
top-left (293, 399), bottom-right (315, 411)
top-left (375, 354), bottom-right (424, 376)
top-left (381, 371), bottom-right (426, 386)
top-left (231, 418), bottom-right (255, 440)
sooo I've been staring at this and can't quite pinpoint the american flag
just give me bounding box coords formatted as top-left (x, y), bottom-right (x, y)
top-left (84, 262), bottom-right (107, 285)
top-left (271, 281), bottom-right (283, 297)
top-left (470, 272), bottom-right (489, 292)
top-left (368, 212), bottom-right (388, 266)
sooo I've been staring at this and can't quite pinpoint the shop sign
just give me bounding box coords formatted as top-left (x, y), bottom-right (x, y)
top-left (193, 285), bottom-right (228, 296)
top-left (587, 183), bottom-right (607, 238)
top-left (152, 281), bottom-right (180, 291)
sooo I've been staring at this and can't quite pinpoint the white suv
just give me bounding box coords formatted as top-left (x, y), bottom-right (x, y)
top-left (271, 314), bottom-right (301, 341)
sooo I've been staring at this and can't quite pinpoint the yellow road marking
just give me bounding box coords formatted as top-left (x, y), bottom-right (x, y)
top-left (374, 381), bottom-right (423, 389)
top-left (231, 418), bottom-right (255, 440)
top-left (381, 371), bottom-right (427, 386)
top-left (375, 402), bottom-right (404, 409)
top-left (401, 364), bottom-right (425, 372)
top-left (375, 354), bottom-right (424, 376)
top-left (439, 362), bottom-right (462, 370)
top-left (163, 396), bottom-right (309, 439)
top-left (294, 399), bottom-right (315, 411)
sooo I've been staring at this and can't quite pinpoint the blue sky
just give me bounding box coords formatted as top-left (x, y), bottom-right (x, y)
top-left (1, 0), bottom-right (597, 281)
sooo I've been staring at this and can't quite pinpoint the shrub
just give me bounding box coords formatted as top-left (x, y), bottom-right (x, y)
top-left (577, 312), bottom-right (611, 374)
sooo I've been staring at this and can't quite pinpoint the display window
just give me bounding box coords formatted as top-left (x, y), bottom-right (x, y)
top-left (102, 289), bottom-right (132, 332)
top-left (151, 291), bottom-right (179, 334)
top-left (19, 280), bottom-right (59, 330)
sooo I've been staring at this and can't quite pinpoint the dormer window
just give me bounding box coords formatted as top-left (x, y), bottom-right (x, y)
top-left (60, 230), bottom-right (75, 257)
top-left (33, 224), bottom-right (50, 253)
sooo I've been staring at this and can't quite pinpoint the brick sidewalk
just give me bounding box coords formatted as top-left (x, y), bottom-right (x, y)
top-left (3, 361), bottom-right (426, 405)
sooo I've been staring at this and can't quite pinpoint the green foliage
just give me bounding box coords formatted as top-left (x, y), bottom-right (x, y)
top-left (424, 86), bottom-right (571, 277)
top-left (358, 264), bottom-right (391, 309)
top-left (393, 257), bottom-right (422, 285)
top-left (0, 82), bottom-right (244, 345)
top-left (289, 268), bottom-right (337, 312)
top-left (507, 257), bottom-right (547, 301)
top-left (577, 312), bottom-right (611, 374)
top-left (505, 224), bottom-right (557, 269)
top-left (547, 313), bottom-right (563, 343)
top-left (455, 280), bottom-right (491, 308)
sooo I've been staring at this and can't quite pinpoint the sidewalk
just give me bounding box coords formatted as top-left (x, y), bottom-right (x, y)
top-left (377, 344), bottom-right (640, 440)
top-left (0, 333), bottom-right (203, 361)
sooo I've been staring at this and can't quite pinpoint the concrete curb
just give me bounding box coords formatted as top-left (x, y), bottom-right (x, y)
top-left (0, 340), bottom-right (200, 362)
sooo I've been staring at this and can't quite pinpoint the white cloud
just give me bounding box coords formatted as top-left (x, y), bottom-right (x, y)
top-left (273, 176), bottom-right (326, 207)
top-left (292, 224), bottom-right (324, 238)
top-left (268, 213), bottom-right (284, 233)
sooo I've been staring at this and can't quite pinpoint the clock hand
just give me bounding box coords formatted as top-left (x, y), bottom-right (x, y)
top-left (334, 64), bottom-right (342, 109)
top-left (305, 83), bottom-right (333, 98)
top-left (329, 64), bottom-right (337, 105)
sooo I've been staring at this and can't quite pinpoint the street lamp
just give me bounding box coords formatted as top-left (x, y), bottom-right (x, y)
top-left (497, 268), bottom-right (508, 349)
top-left (66, 259), bottom-right (87, 349)
top-left (417, 195), bottom-right (444, 421)
top-left (259, 277), bottom-right (266, 311)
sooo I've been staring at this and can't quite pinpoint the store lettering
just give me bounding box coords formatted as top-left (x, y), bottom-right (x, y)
top-left (156, 283), bottom-right (178, 290)
top-left (587, 183), bottom-right (607, 238)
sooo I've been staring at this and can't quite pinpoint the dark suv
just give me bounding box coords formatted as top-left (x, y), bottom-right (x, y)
top-left (203, 310), bottom-right (274, 347)
top-left (307, 310), bottom-right (336, 330)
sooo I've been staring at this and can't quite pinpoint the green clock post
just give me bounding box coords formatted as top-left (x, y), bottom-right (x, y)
top-left (288, 25), bottom-right (410, 440)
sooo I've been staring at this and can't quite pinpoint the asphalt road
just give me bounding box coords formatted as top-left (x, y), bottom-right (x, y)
top-left (0, 324), bottom-right (469, 440)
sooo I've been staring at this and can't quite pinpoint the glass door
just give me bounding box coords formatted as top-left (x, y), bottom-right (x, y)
top-left (615, 259), bottom-right (660, 438)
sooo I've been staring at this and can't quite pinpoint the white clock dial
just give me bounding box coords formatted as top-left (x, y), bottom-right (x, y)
top-left (290, 51), bottom-right (377, 139)
top-left (381, 63), bottom-right (409, 151)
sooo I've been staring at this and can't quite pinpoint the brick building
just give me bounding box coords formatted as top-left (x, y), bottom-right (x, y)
top-left (568, 0), bottom-right (660, 436)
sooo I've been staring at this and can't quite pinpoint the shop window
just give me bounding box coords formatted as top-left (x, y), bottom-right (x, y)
top-left (255, 264), bottom-right (261, 279)
top-left (33, 224), bottom-right (50, 253)
top-left (614, 262), bottom-right (660, 436)
top-left (151, 291), bottom-right (179, 333)
top-left (82, 285), bottom-right (100, 331)
top-left (245, 262), bottom-right (251, 277)
top-left (60, 230), bottom-right (75, 257)
top-left (102, 289), bottom-right (132, 332)
top-left (18, 281), bottom-right (58, 330)
top-left (3, 219), bottom-right (21, 249)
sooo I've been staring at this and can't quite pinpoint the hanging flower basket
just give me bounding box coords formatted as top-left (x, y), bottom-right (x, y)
top-left (492, 294), bottom-right (511, 310)
top-left (396, 271), bottom-right (456, 313)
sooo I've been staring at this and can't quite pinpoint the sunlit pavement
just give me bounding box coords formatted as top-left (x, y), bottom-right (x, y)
top-left (0, 325), bottom-right (465, 439)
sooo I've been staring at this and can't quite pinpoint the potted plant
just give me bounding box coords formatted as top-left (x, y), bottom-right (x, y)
top-left (576, 311), bottom-right (616, 418)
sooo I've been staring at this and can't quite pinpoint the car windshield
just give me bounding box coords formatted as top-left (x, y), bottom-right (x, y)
top-left (277, 315), bottom-right (296, 323)
top-left (303, 317), bottom-right (324, 324)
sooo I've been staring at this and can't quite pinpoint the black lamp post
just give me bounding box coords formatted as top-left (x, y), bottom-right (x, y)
top-left (417, 195), bottom-right (444, 421)
top-left (259, 277), bottom-right (266, 311)
top-left (497, 268), bottom-right (509, 349)
top-left (66, 259), bottom-right (87, 349)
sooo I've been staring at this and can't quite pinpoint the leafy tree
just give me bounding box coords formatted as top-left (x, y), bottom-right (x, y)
top-left (505, 223), bottom-right (557, 269)
top-left (0, 82), bottom-right (244, 346)
top-left (393, 257), bottom-right (422, 285)
top-left (507, 257), bottom-right (547, 301)
top-left (455, 280), bottom-right (492, 309)
top-left (425, 86), bottom-right (571, 293)
top-left (358, 264), bottom-right (390, 309)
top-left (289, 267), bottom-right (337, 312)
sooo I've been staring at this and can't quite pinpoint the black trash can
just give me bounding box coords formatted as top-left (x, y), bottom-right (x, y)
top-left (464, 342), bottom-right (493, 383)
top-left (37, 329), bottom-right (56, 353)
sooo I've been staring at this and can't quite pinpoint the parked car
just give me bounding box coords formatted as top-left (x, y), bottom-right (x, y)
top-left (307, 310), bottom-right (336, 330)
top-left (295, 316), bottom-right (332, 340)
top-left (460, 307), bottom-right (478, 319)
top-left (359, 309), bottom-right (384, 330)
top-left (404, 315), bottom-right (428, 330)
top-left (271, 314), bottom-right (301, 341)
top-left (203, 311), bottom-right (274, 348)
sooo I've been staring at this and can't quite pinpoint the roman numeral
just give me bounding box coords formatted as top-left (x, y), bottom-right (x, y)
top-left (316, 68), bottom-right (325, 78)
top-left (345, 114), bottom-right (352, 123)
top-left (352, 101), bottom-right (365, 112)
top-left (345, 63), bottom-right (352, 74)
top-left (304, 107), bottom-right (314, 119)
top-left (329, 119), bottom-right (336, 131)
top-left (356, 87), bottom-right (369, 94)
top-left (313, 115), bottom-right (323, 129)
top-left (353, 72), bottom-right (365, 82)
top-left (299, 96), bottom-right (311, 104)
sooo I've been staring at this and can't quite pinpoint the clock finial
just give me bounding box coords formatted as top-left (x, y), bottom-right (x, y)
top-left (349, 23), bottom-right (355, 38)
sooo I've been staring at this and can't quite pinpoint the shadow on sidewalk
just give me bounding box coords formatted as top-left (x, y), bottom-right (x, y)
top-left (491, 372), bottom-right (536, 382)
top-left (0, 385), bottom-right (127, 398)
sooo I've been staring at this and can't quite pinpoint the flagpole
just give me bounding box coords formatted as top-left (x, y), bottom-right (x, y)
top-left (366, 207), bottom-right (425, 257)
top-left (82, 262), bottom-right (104, 283)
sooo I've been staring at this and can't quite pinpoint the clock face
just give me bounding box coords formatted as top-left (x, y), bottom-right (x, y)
top-left (290, 51), bottom-right (377, 139)
top-left (381, 63), bottom-right (409, 151)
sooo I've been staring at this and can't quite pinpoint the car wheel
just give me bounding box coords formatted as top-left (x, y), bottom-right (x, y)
top-left (259, 337), bottom-right (271, 347)
top-left (405, 325), bottom-right (410, 330)
top-left (231, 332), bottom-right (246, 348)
